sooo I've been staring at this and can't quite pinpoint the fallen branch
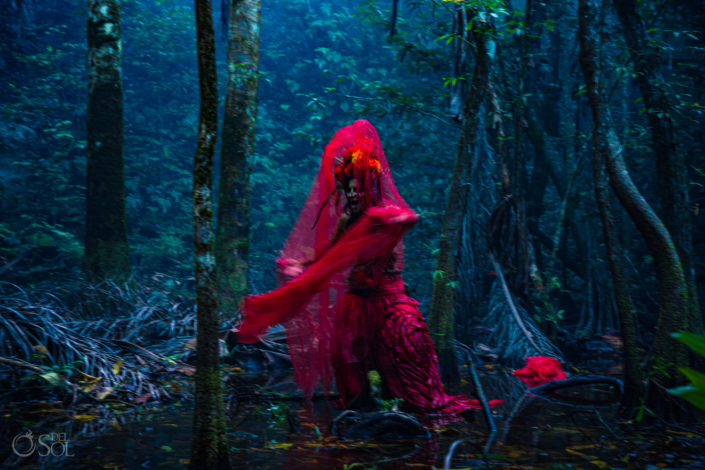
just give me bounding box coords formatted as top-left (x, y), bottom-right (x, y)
top-left (527, 375), bottom-right (623, 409)
top-left (443, 437), bottom-right (489, 470)
top-left (111, 339), bottom-right (195, 375)
top-left (460, 345), bottom-right (497, 452)
top-left (528, 375), bottom-right (624, 395)
top-left (0, 356), bottom-right (46, 374)
top-left (489, 254), bottom-right (544, 355)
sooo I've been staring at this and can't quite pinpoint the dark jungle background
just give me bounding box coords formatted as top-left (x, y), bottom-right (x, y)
top-left (2, 0), bottom-right (705, 469)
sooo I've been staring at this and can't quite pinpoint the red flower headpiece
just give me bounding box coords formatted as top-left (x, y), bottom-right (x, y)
top-left (334, 145), bottom-right (382, 186)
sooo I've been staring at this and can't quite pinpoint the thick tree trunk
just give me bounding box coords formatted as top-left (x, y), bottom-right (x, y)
top-left (84, 0), bottom-right (131, 282)
top-left (578, 0), bottom-right (688, 416)
top-left (190, 0), bottom-right (229, 468)
top-left (215, 0), bottom-right (261, 317)
top-left (428, 11), bottom-right (494, 384)
top-left (590, 122), bottom-right (645, 414)
top-left (613, 0), bottom-right (703, 336)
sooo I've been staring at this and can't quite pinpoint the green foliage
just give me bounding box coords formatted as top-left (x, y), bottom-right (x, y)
top-left (343, 463), bottom-right (375, 470)
top-left (1, 0), bottom-right (465, 302)
top-left (253, 402), bottom-right (292, 430)
top-left (367, 369), bottom-right (403, 411)
top-left (667, 332), bottom-right (705, 410)
top-left (367, 369), bottom-right (381, 387)
top-left (636, 357), bottom-right (676, 421)
top-left (4, 0), bottom-right (702, 357)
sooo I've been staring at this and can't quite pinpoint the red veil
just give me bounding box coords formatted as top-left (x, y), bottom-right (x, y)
top-left (236, 120), bottom-right (417, 396)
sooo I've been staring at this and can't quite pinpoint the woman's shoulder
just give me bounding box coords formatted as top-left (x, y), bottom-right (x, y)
top-left (337, 212), bottom-right (351, 229)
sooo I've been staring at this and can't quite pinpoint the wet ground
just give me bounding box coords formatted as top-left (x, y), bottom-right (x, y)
top-left (1, 370), bottom-right (704, 470)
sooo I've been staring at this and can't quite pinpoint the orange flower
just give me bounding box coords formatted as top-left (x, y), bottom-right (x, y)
top-left (335, 146), bottom-right (381, 184)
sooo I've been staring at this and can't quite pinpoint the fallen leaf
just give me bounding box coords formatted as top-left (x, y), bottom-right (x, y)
top-left (184, 338), bottom-right (197, 350)
top-left (160, 445), bottom-right (172, 452)
top-left (176, 366), bottom-right (196, 376)
top-left (435, 427), bottom-right (460, 434)
top-left (112, 359), bottom-right (123, 375)
top-left (134, 393), bottom-right (152, 404)
top-left (95, 386), bottom-right (115, 400)
top-left (77, 370), bottom-right (102, 382)
top-left (569, 444), bottom-right (598, 450)
top-left (29, 408), bottom-right (64, 413)
top-left (269, 443), bottom-right (293, 449)
top-left (74, 414), bottom-right (97, 421)
top-left (77, 370), bottom-right (103, 392)
top-left (550, 427), bottom-right (581, 434)
top-left (40, 372), bottom-right (63, 388)
top-left (33, 345), bottom-right (49, 358)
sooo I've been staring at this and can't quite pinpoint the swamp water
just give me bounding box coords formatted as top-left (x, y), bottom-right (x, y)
top-left (1, 371), bottom-right (704, 470)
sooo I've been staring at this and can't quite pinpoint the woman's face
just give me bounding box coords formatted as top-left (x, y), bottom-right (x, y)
top-left (345, 179), bottom-right (361, 213)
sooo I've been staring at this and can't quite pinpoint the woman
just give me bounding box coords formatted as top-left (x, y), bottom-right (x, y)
top-left (233, 120), bottom-right (476, 414)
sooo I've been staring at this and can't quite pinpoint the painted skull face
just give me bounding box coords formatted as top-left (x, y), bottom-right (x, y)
top-left (345, 178), bottom-right (361, 213)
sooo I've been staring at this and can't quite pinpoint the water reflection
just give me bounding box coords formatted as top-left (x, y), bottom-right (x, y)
top-left (1, 370), bottom-right (703, 469)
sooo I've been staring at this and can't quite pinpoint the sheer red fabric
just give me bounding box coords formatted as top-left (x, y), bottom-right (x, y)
top-left (235, 121), bottom-right (495, 414)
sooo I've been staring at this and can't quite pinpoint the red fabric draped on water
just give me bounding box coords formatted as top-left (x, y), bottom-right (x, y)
top-left (235, 120), bottom-right (503, 414)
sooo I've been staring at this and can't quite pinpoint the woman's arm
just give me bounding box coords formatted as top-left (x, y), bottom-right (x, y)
top-left (277, 213), bottom-right (351, 280)
top-left (236, 206), bottom-right (418, 343)
top-left (329, 213), bottom-right (350, 246)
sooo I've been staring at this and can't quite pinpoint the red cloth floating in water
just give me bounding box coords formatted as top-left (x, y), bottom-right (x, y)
top-left (466, 399), bottom-right (506, 408)
top-left (512, 356), bottom-right (567, 388)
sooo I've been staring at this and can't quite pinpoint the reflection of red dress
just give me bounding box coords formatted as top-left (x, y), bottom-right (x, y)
top-left (237, 206), bottom-right (476, 414)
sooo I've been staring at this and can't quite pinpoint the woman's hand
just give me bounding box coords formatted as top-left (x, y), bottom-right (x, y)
top-left (277, 258), bottom-right (306, 278)
top-left (389, 212), bottom-right (418, 225)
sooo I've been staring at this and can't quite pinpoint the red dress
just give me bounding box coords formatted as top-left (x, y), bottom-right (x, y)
top-left (332, 242), bottom-right (474, 414)
top-left (234, 121), bottom-right (479, 414)
top-left (237, 207), bottom-right (475, 414)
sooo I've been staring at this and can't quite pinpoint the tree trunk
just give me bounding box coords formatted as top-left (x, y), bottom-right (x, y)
top-left (215, 0), bottom-right (261, 317)
top-left (84, 0), bottom-right (131, 282)
top-left (525, 113), bottom-right (590, 280)
top-left (511, 0), bottom-right (533, 297)
top-left (590, 119), bottom-right (645, 415)
top-left (578, 0), bottom-right (689, 416)
top-left (190, 0), bottom-right (229, 468)
top-left (428, 10), bottom-right (494, 384)
top-left (612, 0), bottom-right (703, 336)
